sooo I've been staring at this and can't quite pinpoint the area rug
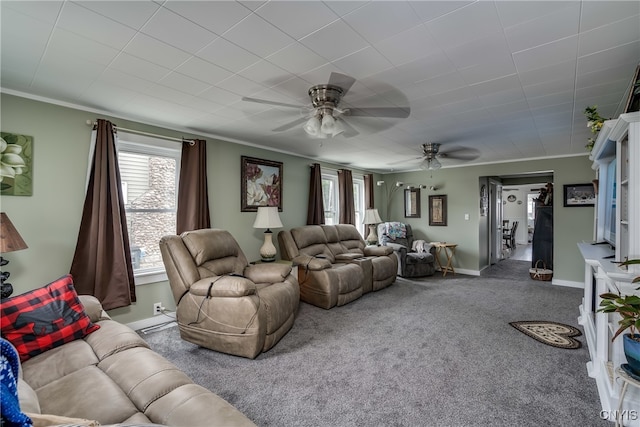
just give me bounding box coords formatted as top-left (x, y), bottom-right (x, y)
top-left (509, 321), bottom-right (582, 349)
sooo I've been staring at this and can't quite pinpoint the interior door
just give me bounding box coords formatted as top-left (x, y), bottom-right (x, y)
top-left (489, 180), bottom-right (503, 264)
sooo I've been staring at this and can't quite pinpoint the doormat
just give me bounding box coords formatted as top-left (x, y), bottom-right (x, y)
top-left (509, 321), bottom-right (582, 349)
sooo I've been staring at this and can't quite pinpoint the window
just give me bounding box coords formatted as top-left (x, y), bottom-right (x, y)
top-left (321, 172), bottom-right (366, 236)
top-left (117, 133), bottom-right (180, 282)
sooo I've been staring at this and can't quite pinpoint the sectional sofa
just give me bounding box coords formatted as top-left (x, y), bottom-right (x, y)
top-left (278, 224), bottom-right (397, 309)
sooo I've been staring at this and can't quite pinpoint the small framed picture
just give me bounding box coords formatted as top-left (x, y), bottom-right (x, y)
top-left (429, 195), bottom-right (447, 226)
top-left (241, 156), bottom-right (283, 212)
top-left (563, 183), bottom-right (595, 207)
top-left (404, 188), bottom-right (421, 218)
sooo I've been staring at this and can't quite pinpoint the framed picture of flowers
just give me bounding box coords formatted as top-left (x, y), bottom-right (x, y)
top-left (241, 156), bottom-right (282, 212)
top-left (1, 132), bottom-right (33, 196)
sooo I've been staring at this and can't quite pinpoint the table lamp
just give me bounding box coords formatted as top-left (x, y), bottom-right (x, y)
top-left (363, 208), bottom-right (382, 245)
top-left (1, 212), bottom-right (28, 298)
top-left (253, 206), bottom-right (283, 262)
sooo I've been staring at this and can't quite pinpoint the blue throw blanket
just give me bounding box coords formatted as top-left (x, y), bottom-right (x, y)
top-left (1, 338), bottom-right (32, 427)
top-left (386, 222), bottom-right (406, 240)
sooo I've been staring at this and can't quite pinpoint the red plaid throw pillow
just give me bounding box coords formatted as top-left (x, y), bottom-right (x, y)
top-left (0, 274), bottom-right (100, 362)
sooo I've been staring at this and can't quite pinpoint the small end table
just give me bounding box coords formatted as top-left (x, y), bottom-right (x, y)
top-left (433, 242), bottom-right (458, 277)
top-left (615, 366), bottom-right (640, 427)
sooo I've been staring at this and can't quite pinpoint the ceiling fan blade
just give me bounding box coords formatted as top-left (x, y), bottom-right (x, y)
top-left (439, 146), bottom-right (480, 161)
top-left (328, 72), bottom-right (356, 96)
top-left (242, 96), bottom-right (305, 109)
top-left (337, 118), bottom-right (359, 138)
top-left (387, 156), bottom-right (423, 166)
top-left (345, 107), bottom-right (410, 118)
top-left (272, 117), bottom-right (308, 132)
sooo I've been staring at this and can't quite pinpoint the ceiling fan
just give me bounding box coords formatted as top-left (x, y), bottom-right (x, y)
top-left (391, 142), bottom-right (481, 170)
top-left (242, 72), bottom-right (410, 139)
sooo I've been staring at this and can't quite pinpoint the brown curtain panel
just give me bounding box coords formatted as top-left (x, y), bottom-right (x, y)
top-left (70, 119), bottom-right (135, 310)
top-left (338, 169), bottom-right (355, 225)
top-left (177, 139), bottom-right (211, 234)
top-left (307, 163), bottom-right (325, 225)
top-left (364, 173), bottom-right (374, 209)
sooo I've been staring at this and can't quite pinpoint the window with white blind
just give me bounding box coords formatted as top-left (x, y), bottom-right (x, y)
top-left (321, 172), bottom-right (365, 236)
top-left (117, 135), bottom-right (180, 282)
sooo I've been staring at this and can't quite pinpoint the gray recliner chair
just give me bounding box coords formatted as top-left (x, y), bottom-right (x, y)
top-left (159, 228), bottom-right (299, 359)
top-left (378, 222), bottom-right (436, 278)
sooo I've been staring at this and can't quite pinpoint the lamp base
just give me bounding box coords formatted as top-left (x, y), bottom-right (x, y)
top-left (366, 224), bottom-right (378, 246)
top-left (259, 230), bottom-right (277, 263)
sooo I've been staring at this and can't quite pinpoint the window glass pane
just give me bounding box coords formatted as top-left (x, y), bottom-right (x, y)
top-left (322, 176), bottom-right (336, 225)
top-left (119, 150), bottom-right (177, 272)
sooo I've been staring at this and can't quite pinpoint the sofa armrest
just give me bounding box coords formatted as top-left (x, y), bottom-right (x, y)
top-left (363, 245), bottom-right (393, 257)
top-left (244, 263), bottom-right (293, 283)
top-left (291, 254), bottom-right (332, 271)
top-left (335, 253), bottom-right (363, 262)
top-left (78, 295), bottom-right (109, 322)
top-left (190, 276), bottom-right (256, 298)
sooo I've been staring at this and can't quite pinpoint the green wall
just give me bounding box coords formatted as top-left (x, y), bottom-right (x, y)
top-left (380, 157), bottom-right (594, 283)
top-left (0, 93), bottom-right (594, 324)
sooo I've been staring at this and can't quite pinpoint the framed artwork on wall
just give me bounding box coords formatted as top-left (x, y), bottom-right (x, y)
top-left (404, 188), bottom-right (420, 218)
top-left (0, 132), bottom-right (33, 196)
top-left (563, 183), bottom-right (595, 207)
top-left (241, 156), bottom-right (282, 212)
top-left (429, 195), bottom-right (447, 226)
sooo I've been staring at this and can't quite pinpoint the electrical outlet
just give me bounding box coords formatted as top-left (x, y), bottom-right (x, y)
top-left (153, 302), bottom-right (163, 316)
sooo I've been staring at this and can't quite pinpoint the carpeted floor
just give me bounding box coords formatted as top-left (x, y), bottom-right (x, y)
top-left (140, 260), bottom-right (608, 427)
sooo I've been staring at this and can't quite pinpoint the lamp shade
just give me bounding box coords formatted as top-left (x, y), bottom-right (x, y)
top-left (362, 208), bottom-right (382, 225)
top-left (0, 213), bottom-right (28, 253)
top-left (303, 116), bottom-right (320, 136)
top-left (253, 206), bottom-right (283, 230)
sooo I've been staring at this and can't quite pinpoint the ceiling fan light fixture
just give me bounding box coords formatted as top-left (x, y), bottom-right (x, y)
top-left (303, 116), bottom-right (321, 136)
top-left (320, 113), bottom-right (336, 134)
top-left (331, 118), bottom-right (345, 137)
top-left (429, 158), bottom-right (442, 170)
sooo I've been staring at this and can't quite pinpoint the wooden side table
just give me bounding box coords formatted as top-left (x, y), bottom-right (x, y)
top-left (433, 242), bottom-right (458, 276)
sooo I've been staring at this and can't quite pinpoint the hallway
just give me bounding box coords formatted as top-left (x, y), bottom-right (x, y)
top-left (510, 243), bottom-right (532, 262)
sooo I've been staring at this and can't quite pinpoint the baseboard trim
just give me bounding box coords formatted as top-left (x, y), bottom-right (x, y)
top-left (551, 279), bottom-right (584, 289)
top-left (126, 312), bottom-right (175, 332)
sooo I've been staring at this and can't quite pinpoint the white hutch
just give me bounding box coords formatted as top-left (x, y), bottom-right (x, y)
top-left (578, 112), bottom-right (640, 425)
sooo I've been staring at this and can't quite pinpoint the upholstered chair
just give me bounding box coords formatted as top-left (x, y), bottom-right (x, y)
top-left (377, 222), bottom-right (436, 278)
top-left (159, 229), bottom-right (299, 359)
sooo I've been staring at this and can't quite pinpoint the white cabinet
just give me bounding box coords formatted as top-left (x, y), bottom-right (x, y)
top-left (579, 112), bottom-right (640, 425)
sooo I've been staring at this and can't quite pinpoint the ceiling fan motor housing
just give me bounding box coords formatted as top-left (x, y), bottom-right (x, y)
top-left (309, 84), bottom-right (343, 109)
top-left (422, 142), bottom-right (441, 159)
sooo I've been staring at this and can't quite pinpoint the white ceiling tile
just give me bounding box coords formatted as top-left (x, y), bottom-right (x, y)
top-left (578, 16), bottom-right (640, 57)
top-left (522, 76), bottom-right (576, 99)
top-left (577, 64), bottom-right (636, 90)
top-left (74, 0), bottom-right (160, 29)
top-left (266, 42), bottom-right (329, 75)
top-left (580, 1), bottom-right (640, 32)
top-left (458, 55), bottom-right (518, 86)
top-left (323, 1), bottom-right (368, 17)
top-left (178, 96), bottom-right (226, 114)
top-left (332, 47), bottom-right (394, 79)
top-left (197, 86), bottom-right (241, 106)
top-left (80, 82), bottom-right (138, 110)
top-left (409, 1), bottom-right (473, 23)
top-left (504, 2), bottom-right (580, 53)
top-left (217, 74), bottom-right (267, 98)
top-left (513, 36), bottom-right (579, 73)
top-left (223, 13), bottom-right (294, 57)
top-left (444, 31), bottom-right (512, 69)
top-left (425, 2), bottom-right (502, 50)
top-left (197, 37), bottom-right (261, 73)
top-left (124, 33), bottom-right (192, 69)
top-left (175, 57), bottom-right (234, 86)
top-left (495, 1), bottom-right (576, 28)
top-left (109, 53), bottom-right (171, 82)
top-left (2, 0), bottom-right (63, 24)
top-left (374, 24), bottom-right (439, 67)
top-left (140, 7), bottom-right (217, 54)
top-left (415, 73), bottom-right (467, 97)
top-left (159, 72), bottom-right (210, 96)
top-left (518, 60), bottom-right (576, 86)
top-left (254, 1), bottom-right (339, 40)
top-left (341, 1), bottom-right (422, 44)
top-left (139, 82), bottom-right (192, 104)
top-left (99, 68), bottom-right (154, 92)
top-left (237, 60), bottom-right (293, 88)
top-left (525, 91), bottom-right (574, 109)
top-left (56, 1), bottom-right (136, 50)
top-left (300, 19), bottom-right (369, 62)
top-left (163, 0), bottom-right (252, 35)
top-left (47, 28), bottom-right (119, 66)
top-left (577, 42), bottom-right (640, 74)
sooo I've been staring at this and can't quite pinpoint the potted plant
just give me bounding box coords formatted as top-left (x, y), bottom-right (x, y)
top-left (598, 259), bottom-right (640, 377)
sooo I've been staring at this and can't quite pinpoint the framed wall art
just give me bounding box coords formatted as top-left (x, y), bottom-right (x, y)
top-left (563, 183), bottom-right (595, 207)
top-left (429, 195), bottom-right (447, 226)
top-left (404, 188), bottom-right (421, 218)
top-left (1, 132), bottom-right (33, 196)
top-left (241, 156), bottom-right (283, 212)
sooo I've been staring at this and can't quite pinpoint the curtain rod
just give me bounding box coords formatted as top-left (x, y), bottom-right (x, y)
top-left (86, 120), bottom-right (195, 145)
